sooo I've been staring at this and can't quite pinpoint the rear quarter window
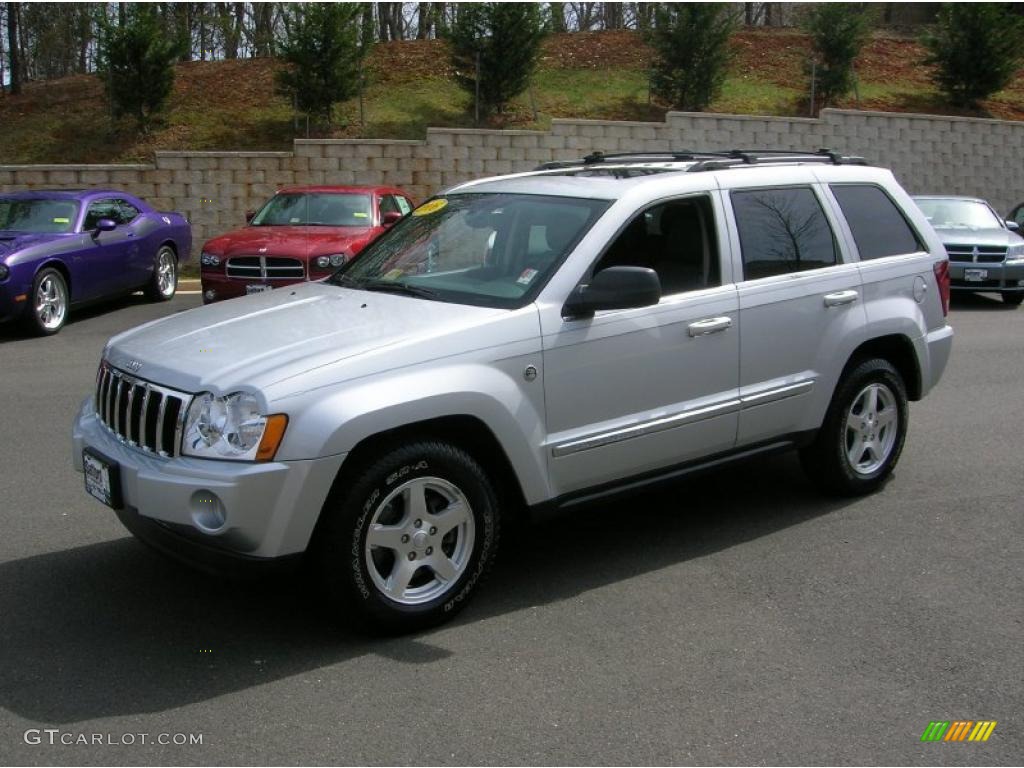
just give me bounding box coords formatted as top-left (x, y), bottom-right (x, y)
top-left (831, 184), bottom-right (923, 260)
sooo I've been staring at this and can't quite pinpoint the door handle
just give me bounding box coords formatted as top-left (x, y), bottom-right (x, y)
top-left (823, 290), bottom-right (859, 307)
top-left (687, 316), bottom-right (732, 337)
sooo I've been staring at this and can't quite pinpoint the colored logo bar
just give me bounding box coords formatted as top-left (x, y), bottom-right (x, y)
top-left (921, 721), bottom-right (997, 742)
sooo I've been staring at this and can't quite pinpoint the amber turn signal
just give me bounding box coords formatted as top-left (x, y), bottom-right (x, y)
top-left (256, 414), bottom-right (288, 461)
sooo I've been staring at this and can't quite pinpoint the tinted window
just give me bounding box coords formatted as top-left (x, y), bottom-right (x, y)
top-left (116, 200), bottom-right (140, 224)
top-left (379, 195), bottom-right (402, 217)
top-left (84, 199), bottom-right (121, 230)
top-left (595, 196), bottom-right (721, 295)
top-left (732, 187), bottom-right (837, 279)
top-left (831, 185), bottom-right (922, 260)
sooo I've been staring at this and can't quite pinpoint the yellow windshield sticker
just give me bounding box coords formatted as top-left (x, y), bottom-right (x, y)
top-left (53, 217), bottom-right (70, 223)
top-left (412, 198), bottom-right (448, 217)
top-left (382, 268), bottom-right (404, 281)
top-left (353, 211), bottom-right (368, 218)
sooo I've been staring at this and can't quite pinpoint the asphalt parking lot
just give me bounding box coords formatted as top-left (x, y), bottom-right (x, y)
top-left (0, 290), bottom-right (1020, 766)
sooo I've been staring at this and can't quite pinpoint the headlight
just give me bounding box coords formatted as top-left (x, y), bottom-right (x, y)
top-left (0, 263), bottom-right (8, 281)
top-left (315, 254), bottom-right (346, 269)
top-left (200, 252), bottom-right (220, 266)
top-left (182, 391), bottom-right (287, 461)
top-left (1006, 243), bottom-right (1024, 262)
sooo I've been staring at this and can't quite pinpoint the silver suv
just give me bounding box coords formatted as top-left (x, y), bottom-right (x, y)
top-left (72, 150), bottom-right (954, 632)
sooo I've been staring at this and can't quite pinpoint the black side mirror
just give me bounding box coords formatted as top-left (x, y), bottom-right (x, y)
top-left (1005, 220), bottom-right (1020, 232)
top-left (94, 218), bottom-right (117, 235)
top-left (245, 210), bottom-right (256, 223)
top-left (563, 266), bottom-right (661, 319)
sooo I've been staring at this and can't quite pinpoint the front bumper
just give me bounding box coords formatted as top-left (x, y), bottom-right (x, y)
top-left (199, 272), bottom-right (331, 304)
top-left (72, 397), bottom-right (346, 560)
top-left (948, 260), bottom-right (1024, 292)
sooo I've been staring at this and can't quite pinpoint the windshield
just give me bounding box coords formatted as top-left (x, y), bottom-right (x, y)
top-left (0, 198), bottom-right (79, 233)
top-left (915, 199), bottom-right (1002, 229)
top-left (251, 193), bottom-right (373, 227)
top-left (329, 193), bottom-right (610, 309)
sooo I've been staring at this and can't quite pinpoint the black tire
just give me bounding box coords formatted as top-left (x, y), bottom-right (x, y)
top-left (800, 358), bottom-right (908, 497)
top-left (312, 440), bottom-right (501, 634)
top-left (23, 267), bottom-right (68, 336)
top-left (1002, 292), bottom-right (1023, 306)
top-left (144, 245), bottom-right (177, 302)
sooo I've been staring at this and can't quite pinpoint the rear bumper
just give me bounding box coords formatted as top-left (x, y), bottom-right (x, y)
top-left (920, 324), bottom-right (954, 396)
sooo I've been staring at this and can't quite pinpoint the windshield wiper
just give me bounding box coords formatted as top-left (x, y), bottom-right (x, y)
top-left (358, 279), bottom-right (440, 300)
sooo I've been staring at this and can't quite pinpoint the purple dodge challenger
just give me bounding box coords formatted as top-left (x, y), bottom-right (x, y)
top-left (0, 189), bottom-right (191, 335)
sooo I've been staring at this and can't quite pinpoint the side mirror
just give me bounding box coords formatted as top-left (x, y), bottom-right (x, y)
top-left (382, 211), bottom-right (403, 226)
top-left (1006, 220), bottom-right (1020, 232)
top-left (245, 210), bottom-right (256, 223)
top-left (563, 266), bottom-right (661, 319)
top-left (94, 218), bottom-right (117, 234)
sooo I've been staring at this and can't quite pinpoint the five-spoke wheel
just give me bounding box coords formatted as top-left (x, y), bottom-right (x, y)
top-left (26, 267), bottom-right (68, 335)
top-left (145, 246), bottom-right (177, 302)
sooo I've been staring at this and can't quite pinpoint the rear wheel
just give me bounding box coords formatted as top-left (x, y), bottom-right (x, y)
top-left (313, 440), bottom-right (501, 634)
top-left (1002, 292), bottom-right (1023, 306)
top-left (800, 358), bottom-right (908, 496)
top-left (24, 267), bottom-right (68, 336)
top-left (145, 246), bottom-right (177, 301)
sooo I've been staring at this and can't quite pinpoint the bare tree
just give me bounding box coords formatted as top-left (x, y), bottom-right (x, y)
top-left (6, 1), bottom-right (21, 93)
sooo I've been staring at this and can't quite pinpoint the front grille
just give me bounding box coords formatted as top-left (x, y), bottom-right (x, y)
top-left (226, 256), bottom-right (305, 280)
top-left (95, 364), bottom-right (188, 456)
top-left (945, 244), bottom-right (1007, 263)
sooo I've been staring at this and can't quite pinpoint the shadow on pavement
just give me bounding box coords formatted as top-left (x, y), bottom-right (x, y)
top-left (0, 451), bottom-right (855, 724)
top-left (950, 292), bottom-right (1021, 312)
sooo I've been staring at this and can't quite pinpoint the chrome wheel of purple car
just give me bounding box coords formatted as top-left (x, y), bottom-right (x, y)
top-left (146, 246), bottom-right (177, 302)
top-left (33, 269), bottom-right (68, 334)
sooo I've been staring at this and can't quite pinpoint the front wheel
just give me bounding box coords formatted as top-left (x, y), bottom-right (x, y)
top-left (24, 267), bottom-right (68, 336)
top-left (145, 246), bottom-right (177, 301)
top-left (800, 358), bottom-right (908, 496)
top-left (1002, 292), bottom-right (1023, 307)
top-left (313, 441), bottom-right (501, 633)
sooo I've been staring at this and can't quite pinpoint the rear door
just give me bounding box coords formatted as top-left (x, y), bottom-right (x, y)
top-left (723, 182), bottom-right (865, 446)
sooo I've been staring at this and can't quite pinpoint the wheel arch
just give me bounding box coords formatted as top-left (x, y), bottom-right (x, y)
top-left (36, 259), bottom-right (73, 300)
top-left (842, 334), bottom-right (922, 401)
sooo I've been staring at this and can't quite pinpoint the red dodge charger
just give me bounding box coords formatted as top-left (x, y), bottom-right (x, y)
top-left (200, 185), bottom-right (415, 303)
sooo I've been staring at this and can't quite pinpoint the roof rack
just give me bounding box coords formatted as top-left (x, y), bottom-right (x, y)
top-left (535, 148), bottom-right (867, 172)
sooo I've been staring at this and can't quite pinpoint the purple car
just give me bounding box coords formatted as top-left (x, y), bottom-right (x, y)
top-left (0, 189), bottom-right (191, 335)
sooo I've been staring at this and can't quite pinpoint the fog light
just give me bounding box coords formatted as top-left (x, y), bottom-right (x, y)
top-left (190, 490), bottom-right (227, 533)
top-left (204, 289), bottom-right (216, 301)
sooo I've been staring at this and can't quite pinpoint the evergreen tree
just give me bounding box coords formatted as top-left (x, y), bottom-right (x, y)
top-left (276, 2), bottom-right (364, 127)
top-left (922, 3), bottom-right (1024, 109)
top-left (98, 7), bottom-right (182, 132)
top-left (648, 4), bottom-right (735, 112)
top-left (447, 3), bottom-right (545, 118)
top-left (804, 3), bottom-right (871, 110)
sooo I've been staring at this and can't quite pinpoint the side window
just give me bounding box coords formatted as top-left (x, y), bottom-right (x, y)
top-left (830, 184), bottom-right (922, 260)
top-left (1011, 204), bottom-right (1024, 227)
top-left (379, 195), bottom-right (401, 218)
top-left (731, 187), bottom-right (837, 280)
top-left (116, 199), bottom-right (140, 224)
top-left (396, 196), bottom-right (412, 216)
top-left (83, 199), bottom-right (120, 231)
top-left (594, 196), bottom-right (721, 295)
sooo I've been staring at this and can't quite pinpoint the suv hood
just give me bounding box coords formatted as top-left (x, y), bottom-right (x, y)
top-left (104, 282), bottom-right (511, 397)
top-left (930, 227), bottom-right (1023, 247)
top-left (204, 225), bottom-right (375, 259)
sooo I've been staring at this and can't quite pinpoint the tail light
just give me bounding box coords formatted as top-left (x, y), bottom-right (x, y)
top-left (933, 260), bottom-right (950, 316)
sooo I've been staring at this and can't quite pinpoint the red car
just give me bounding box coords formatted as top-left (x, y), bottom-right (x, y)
top-left (199, 185), bottom-right (415, 303)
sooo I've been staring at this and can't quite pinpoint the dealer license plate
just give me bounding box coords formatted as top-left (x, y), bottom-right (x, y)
top-left (964, 269), bottom-right (988, 282)
top-left (246, 284), bottom-right (272, 294)
top-left (83, 449), bottom-right (122, 509)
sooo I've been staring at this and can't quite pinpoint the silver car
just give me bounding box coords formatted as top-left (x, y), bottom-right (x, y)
top-left (73, 151), bottom-right (954, 632)
top-left (913, 195), bottom-right (1024, 306)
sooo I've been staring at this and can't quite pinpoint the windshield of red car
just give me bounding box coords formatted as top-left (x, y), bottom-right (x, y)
top-left (250, 193), bottom-right (373, 227)
top-left (329, 193), bottom-right (610, 309)
top-left (0, 198), bottom-right (79, 234)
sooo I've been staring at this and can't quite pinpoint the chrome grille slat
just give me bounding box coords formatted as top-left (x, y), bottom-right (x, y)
top-left (94, 364), bottom-right (189, 457)
top-left (226, 256), bottom-right (305, 280)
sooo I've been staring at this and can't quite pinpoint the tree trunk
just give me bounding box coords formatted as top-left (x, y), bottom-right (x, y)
top-left (7, 2), bottom-right (21, 93)
top-left (416, 2), bottom-right (430, 39)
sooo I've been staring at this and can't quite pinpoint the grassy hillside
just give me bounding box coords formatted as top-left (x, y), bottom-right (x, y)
top-left (2, 28), bottom-right (1023, 165)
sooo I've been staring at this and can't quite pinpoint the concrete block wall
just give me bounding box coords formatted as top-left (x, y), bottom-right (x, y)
top-left (1, 108), bottom-right (1022, 256)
